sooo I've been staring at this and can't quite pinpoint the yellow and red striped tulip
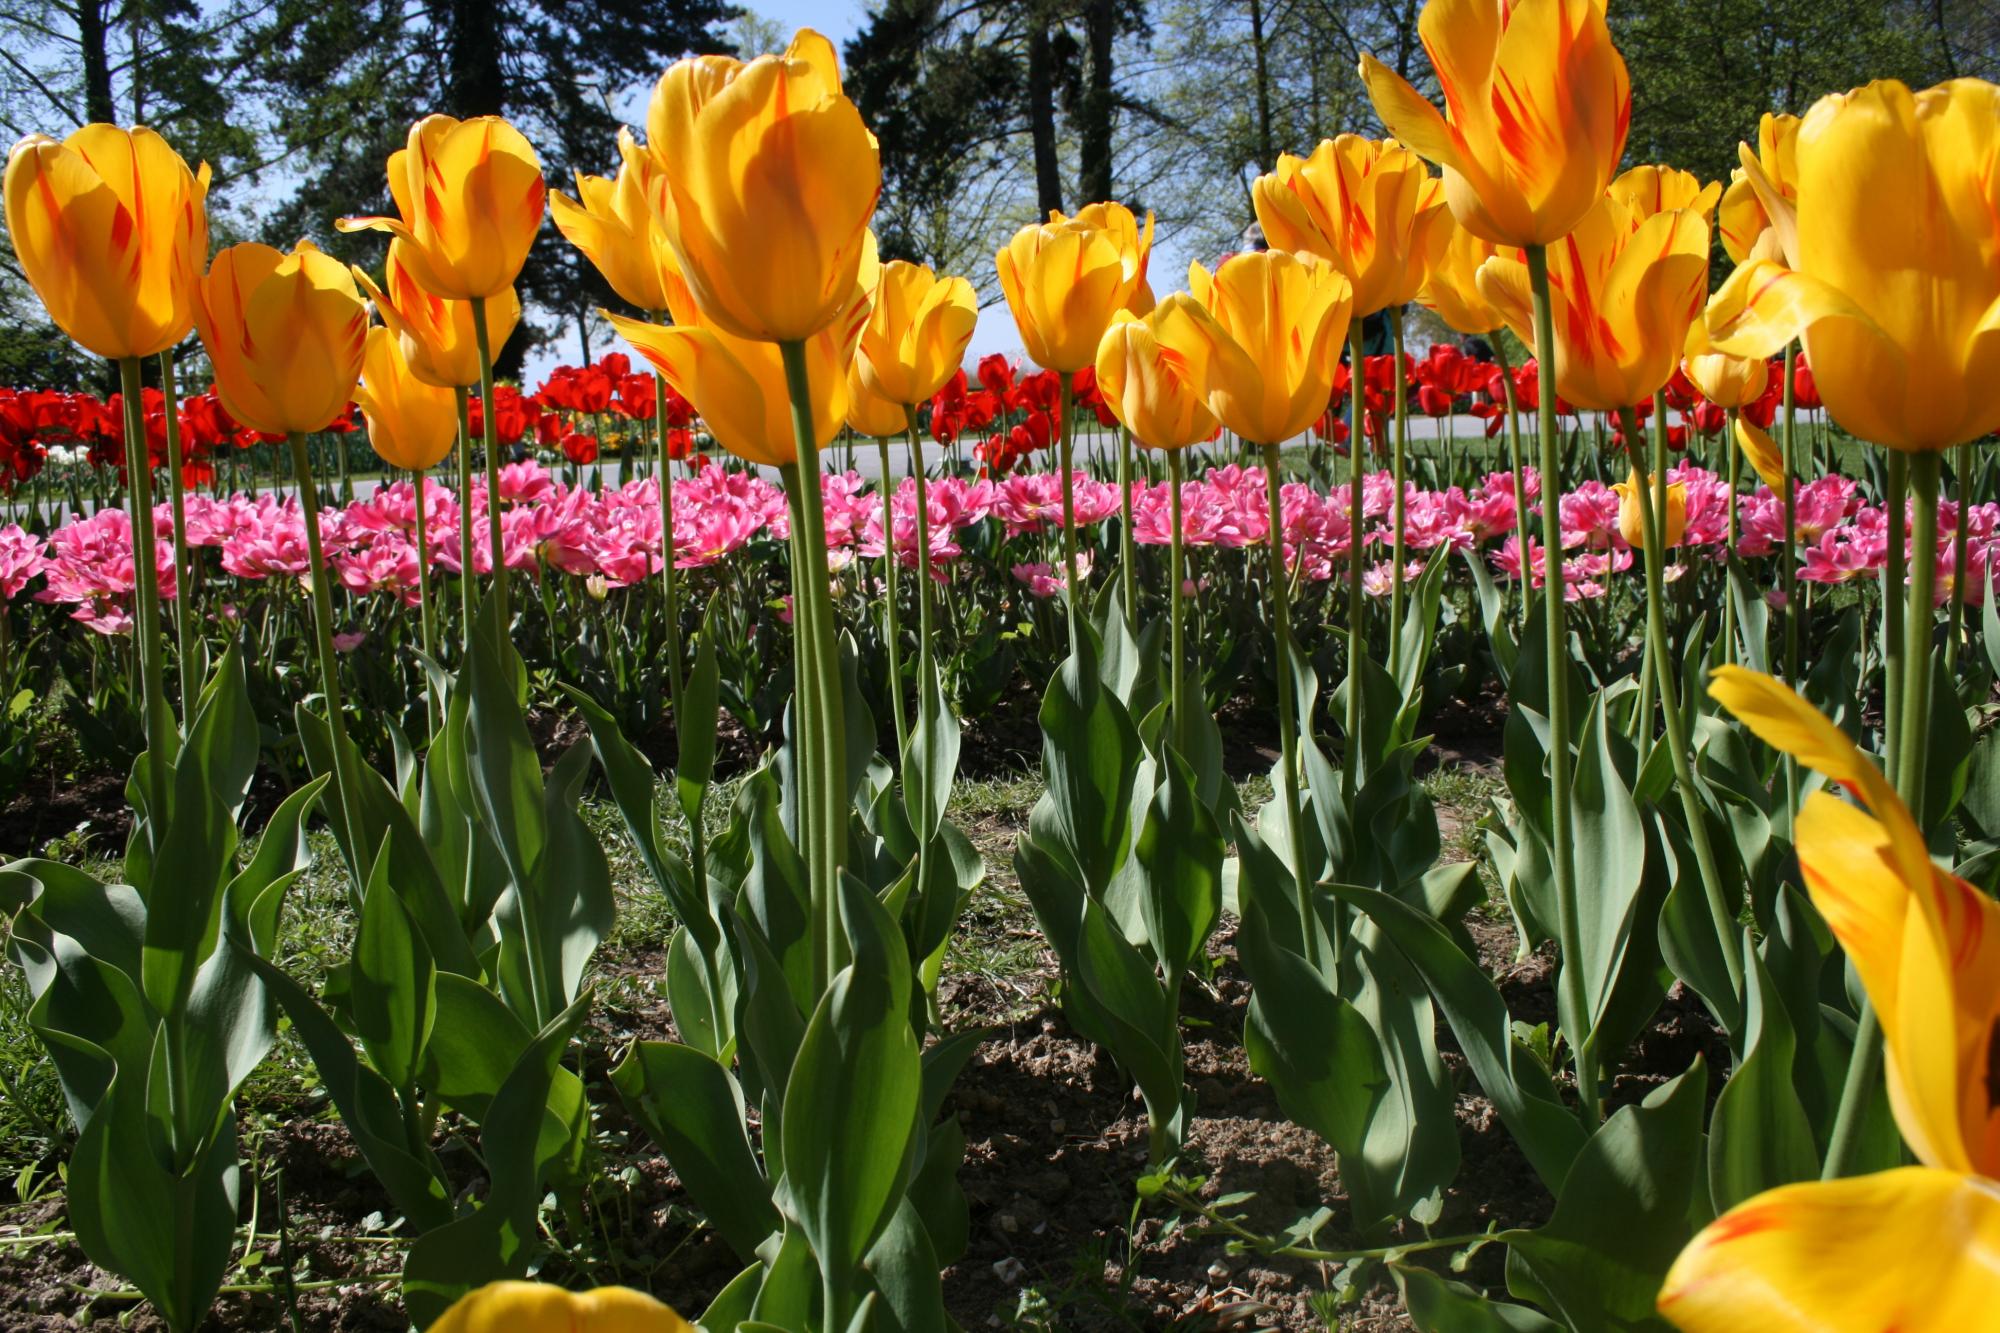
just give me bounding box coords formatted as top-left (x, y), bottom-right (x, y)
top-left (607, 291), bottom-right (869, 468)
top-left (857, 260), bottom-right (978, 406)
top-left (351, 241), bottom-right (520, 390)
top-left (1252, 136), bottom-right (1452, 317)
top-left (1051, 201), bottom-right (1157, 313)
top-left (1610, 164), bottom-right (1721, 222)
top-left (1092, 295), bottom-right (1249, 452)
top-left (645, 29), bottom-right (878, 344)
top-left (3, 125), bottom-right (210, 361)
top-left (1717, 113), bottom-right (1801, 264)
top-left (1475, 191), bottom-right (1711, 411)
top-left (432, 1280), bottom-right (693, 1333)
top-left (353, 325), bottom-right (457, 471)
top-left (1359, 0), bottom-right (1630, 248)
top-left (1659, 667), bottom-right (2000, 1333)
top-left (1703, 79), bottom-right (2000, 453)
top-left (195, 240), bottom-right (366, 437)
top-left (338, 116), bottom-right (546, 302)
top-left (997, 208), bottom-right (1154, 373)
top-left (1681, 319), bottom-right (1770, 410)
top-left (1186, 250), bottom-right (1353, 446)
top-left (551, 128), bottom-right (685, 315)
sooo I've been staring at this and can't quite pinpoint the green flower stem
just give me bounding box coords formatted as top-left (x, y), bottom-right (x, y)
top-left (287, 431), bottom-right (366, 884)
top-left (454, 386), bottom-right (477, 653)
top-left (1723, 406), bottom-right (1742, 665)
top-left (1167, 447), bottom-right (1191, 758)
top-left (1619, 408), bottom-right (1742, 1009)
top-left (1491, 340), bottom-right (1532, 634)
top-left (414, 470), bottom-right (437, 736)
top-left (1881, 454), bottom-right (1908, 785)
top-left (470, 296), bottom-right (507, 633)
top-left (876, 432), bottom-right (910, 755)
top-left (1823, 446), bottom-right (1941, 1180)
top-left (1949, 440), bottom-right (1972, 673)
top-left (779, 341), bottom-right (848, 994)
top-left (1056, 375), bottom-right (1081, 653)
top-left (1261, 440), bottom-right (1325, 974)
top-left (1343, 317), bottom-right (1367, 800)
top-left (1119, 424), bottom-right (1138, 626)
top-left (1525, 245), bottom-right (1590, 1124)
top-left (1388, 307), bottom-right (1409, 678)
top-left (158, 350), bottom-right (194, 728)
top-left (908, 410), bottom-right (938, 705)
top-left (652, 365), bottom-right (711, 968)
top-left (117, 357), bottom-right (171, 832)
top-left (1781, 345), bottom-right (1802, 817)
top-left (1634, 398), bottom-right (1662, 761)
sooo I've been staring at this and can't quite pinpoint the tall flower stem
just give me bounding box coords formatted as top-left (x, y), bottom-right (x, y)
top-left (158, 350), bottom-right (194, 728)
top-left (287, 431), bottom-right (365, 882)
top-left (1119, 424), bottom-right (1138, 626)
top-left (117, 357), bottom-right (171, 830)
top-left (652, 365), bottom-right (688, 722)
top-left (1634, 397), bottom-right (1664, 760)
top-left (1055, 376), bottom-right (1081, 652)
top-left (1781, 344), bottom-right (1802, 817)
top-left (1492, 340), bottom-right (1532, 633)
top-left (876, 434), bottom-right (909, 754)
top-left (1343, 318), bottom-right (1367, 799)
top-left (1388, 307), bottom-right (1409, 677)
top-left (415, 469), bottom-right (437, 736)
top-left (454, 387), bottom-right (478, 653)
top-left (470, 296), bottom-right (507, 632)
top-left (908, 411), bottom-right (938, 695)
top-left (1724, 406), bottom-right (1742, 663)
top-left (1620, 408), bottom-right (1743, 1009)
top-left (1262, 440), bottom-right (1325, 974)
top-left (779, 341), bottom-right (848, 995)
top-left (1167, 448), bottom-right (1191, 758)
top-left (1948, 440), bottom-right (1972, 673)
top-left (1525, 245), bottom-right (1590, 1125)
top-left (1881, 454), bottom-right (1908, 781)
top-left (1823, 446), bottom-right (1941, 1180)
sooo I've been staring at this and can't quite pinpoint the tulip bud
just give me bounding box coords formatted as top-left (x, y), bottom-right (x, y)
top-left (432, 1280), bottom-right (693, 1333)
top-left (1092, 296), bottom-right (1250, 452)
top-left (1252, 137), bottom-right (1452, 317)
top-left (352, 242), bottom-right (520, 389)
top-left (1187, 251), bottom-right (1353, 446)
top-left (195, 241), bottom-right (367, 437)
top-left (1614, 471), bottom-right (1687, 549)
top-left (4, 125), bottom-right (210, 361)
top-left (858, 261), bottom-right (979, 406)
top-left (997, 207), bottom-right (1154, 373)
top-left (354, 326), bottom-right (457, 471)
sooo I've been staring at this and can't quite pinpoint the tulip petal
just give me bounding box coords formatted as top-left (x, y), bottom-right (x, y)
top-left (1658, 1167), bottom-right (2000, 1333)
top-left (1731, 416), bottom-right (1787, 492)
top-left (1704, 257), bottom-right (1894, 366)
top-left (1473, 255), bottom-right (1535, 354)
top-left (1357, 56), bottom-right (1464, 175)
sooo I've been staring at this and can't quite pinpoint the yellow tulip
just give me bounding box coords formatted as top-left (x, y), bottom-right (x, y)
top-left (3, 124), bottom-right (210, 361)
top-left (353, 325), bottom-right (457, 471)
top-left (432, 1279), bottom-right (693, 1333)
top-left (1613, 469), bottom-right (1686, 548)
top-left (1681, 318), bottom-right (1770, 410)
top-left (351, 241), bottom-right (521, 389)
top-left (194, 241), bottom-right (366, 437)
top-left (1703, 79), bottom-right (2000, 453)
top-left (1359, 0), bottom-right (1630, 248)
top-left (996, 210), bottom-right (1153, 374)
top-left (1610, 164), bottom-right (1721, 222)
top-left (1717, 113), bottom-right (1801, 264)
top-left (338, 116), bottom-right (546, 302)
top-left (645, 29), bottom-right (878, 344)
top-left (1659, 667), bottom-right (2000, 1333)
top-left (551, 128), bottom-right (684, 314)
top-left (1421, 224), bottom-right (1506, 336)
top-left (1251, 137), bottom-right (1452, 318)
top-left (1475, 191), bottom-right (1711, 411)
top-left (857, 260), bottom-right (978, 406)
top-left (606, 294), bottom-right (868, 468)
top-left (1092, 295), bottom-right (1250, 452)
top-left (1186, 251), bottom-right (1353, 445)
top-left (1051, 201), bottom-right (1157, 313)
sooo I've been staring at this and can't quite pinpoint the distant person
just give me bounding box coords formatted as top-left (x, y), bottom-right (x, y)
top-left (1461, 335), bottom-right (1495, 363)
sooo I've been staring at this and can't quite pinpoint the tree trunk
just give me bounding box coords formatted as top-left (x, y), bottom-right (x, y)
top-left (1076, 0), bottom-right (1116, 204)
top-left (1249, 0), bottom-right (1274, 172)
top-left (77, 0), bottom-right (115, 124)
top-left (445, 0), bottom-right (506, 116)
top-left (1026, 16), bottom-right (1064, 217)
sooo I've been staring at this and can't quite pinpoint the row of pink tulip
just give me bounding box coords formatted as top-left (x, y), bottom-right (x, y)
top-left (1, 459), bottom-right (1987, 635)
